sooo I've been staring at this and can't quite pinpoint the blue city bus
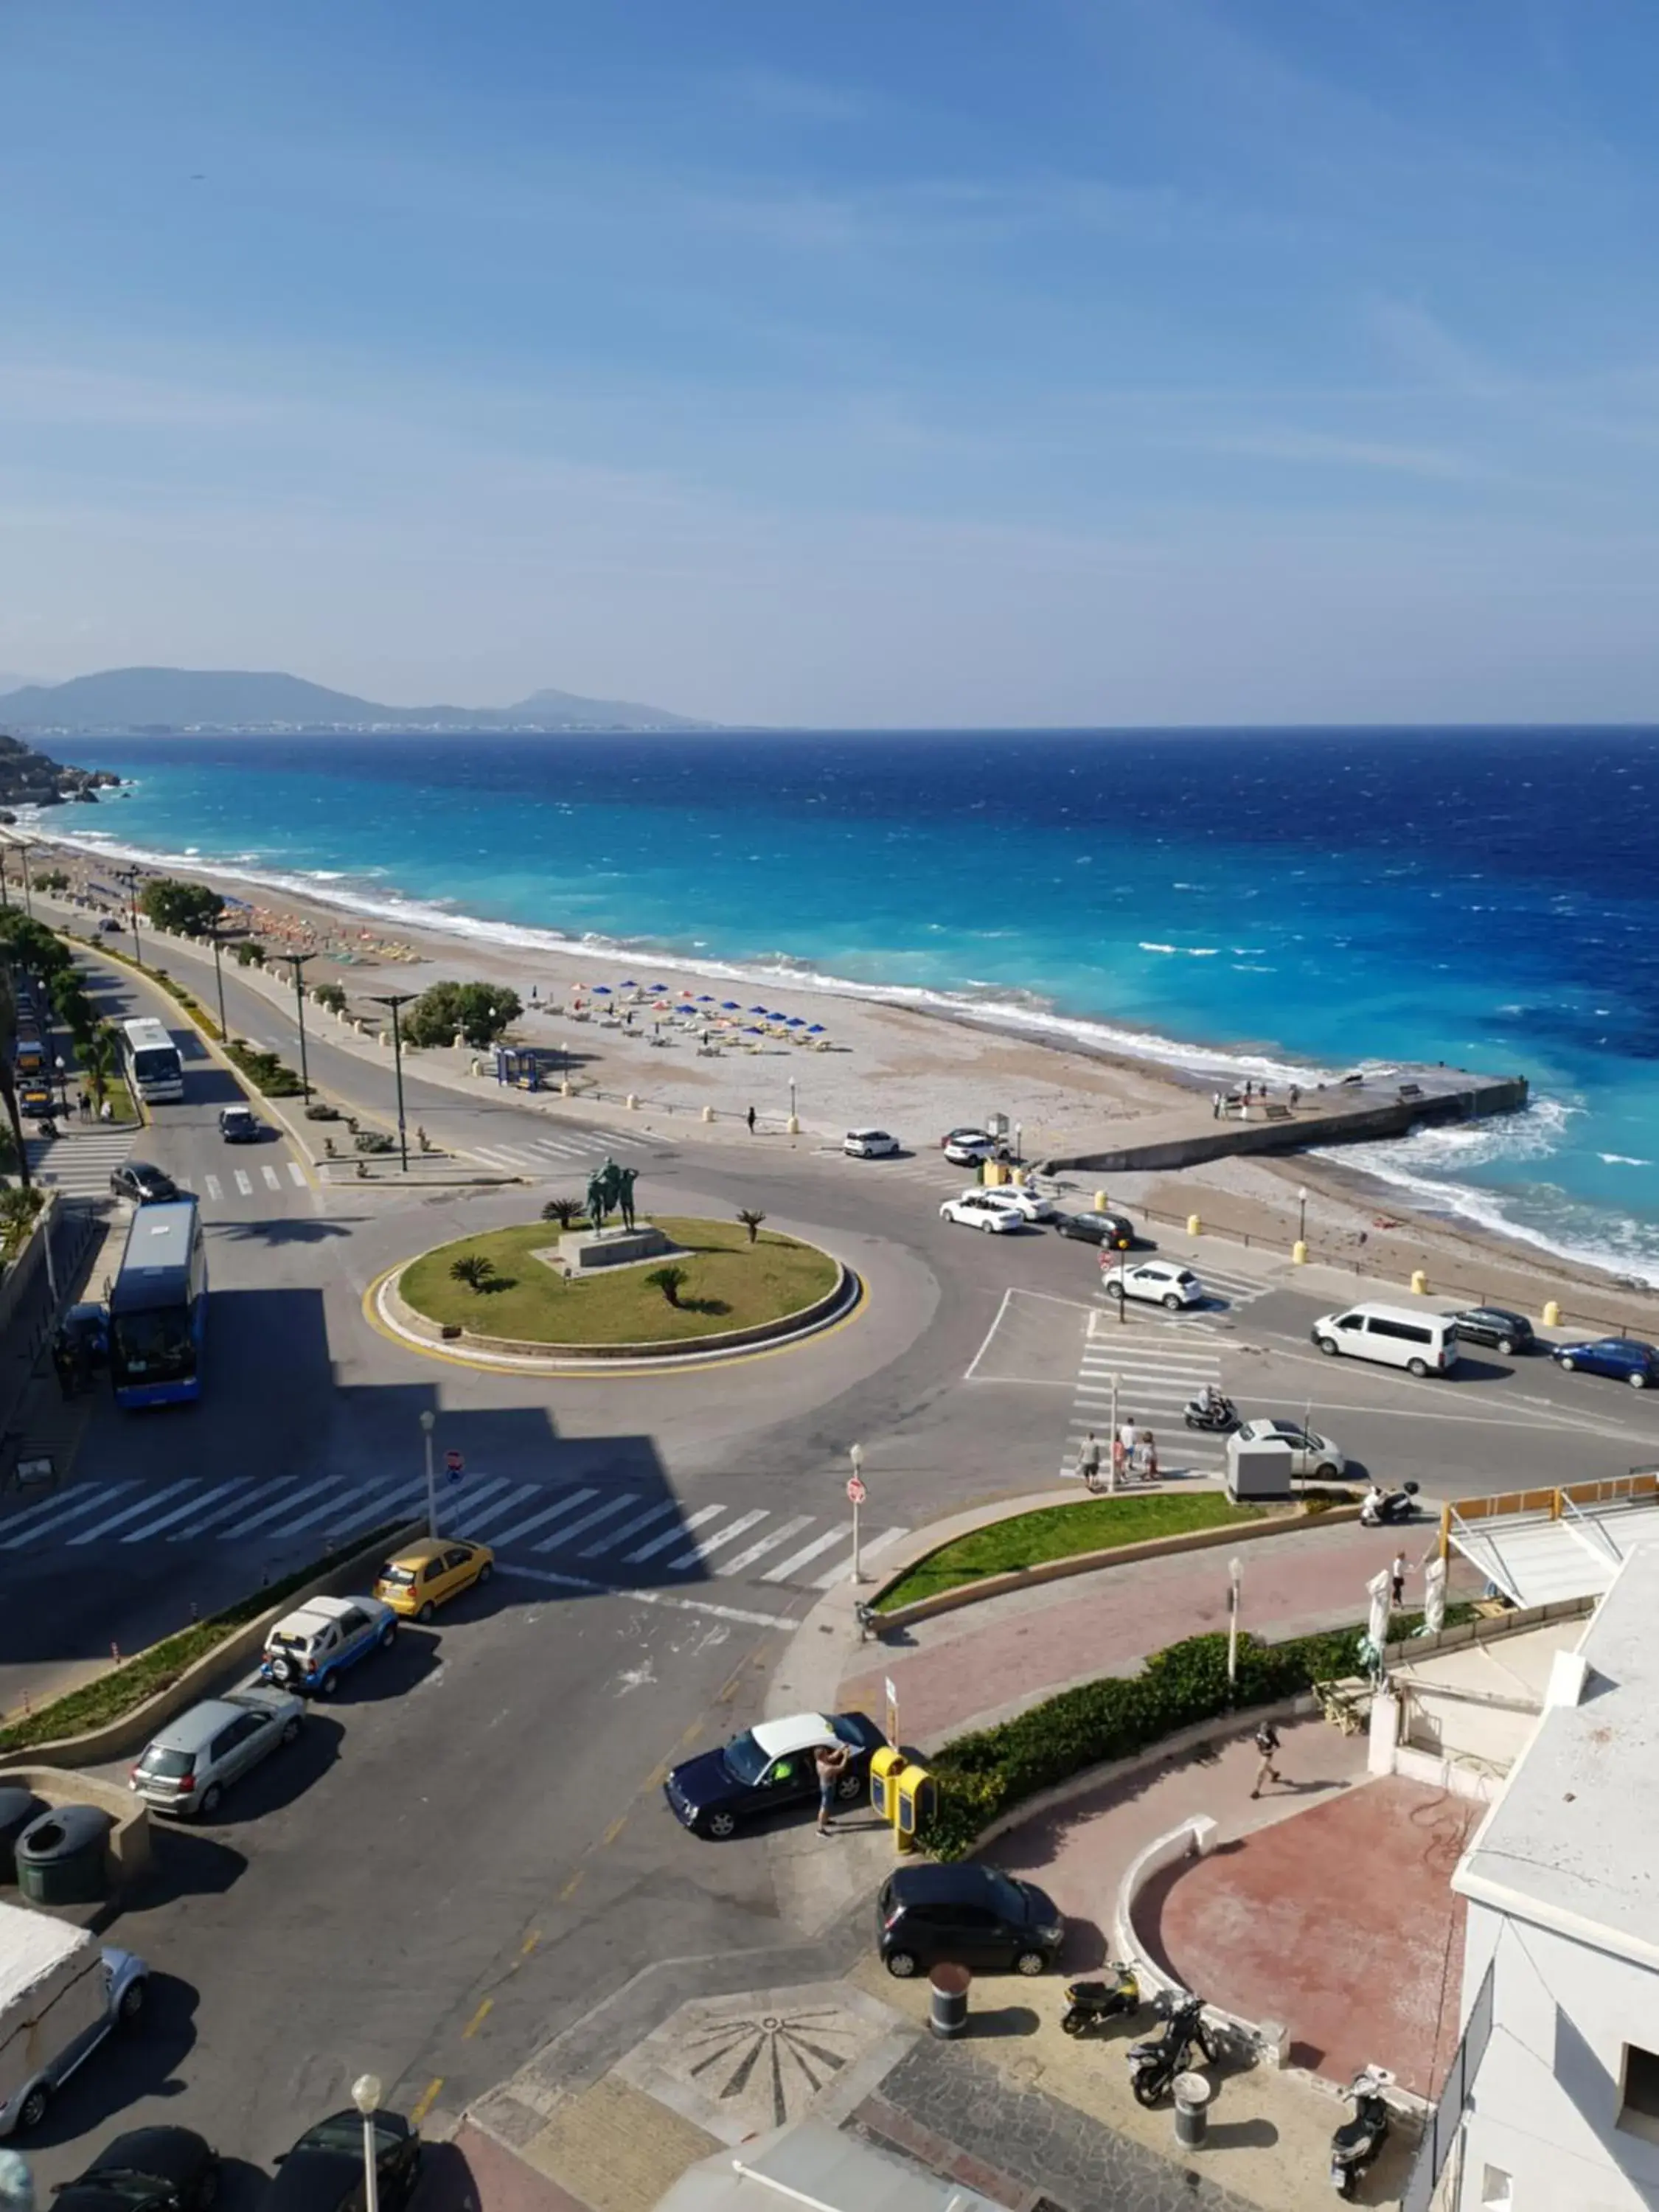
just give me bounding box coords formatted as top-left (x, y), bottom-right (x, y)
top-left (109, 1198), bottom-right (208, 1408)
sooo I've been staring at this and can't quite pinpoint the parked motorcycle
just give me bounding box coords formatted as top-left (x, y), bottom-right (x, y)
top-left (1329, 2067), bottom-right (1394, 2197)
top-left (1060, 1964), bottom-right (1144, 2036)
top-left (1360, 1480), bottom-right (1420, 1528)
top-left (1125, 1989), bottom-right (1215, 2106)
top-left (1183, 1394), bottom-right (1239, 1433)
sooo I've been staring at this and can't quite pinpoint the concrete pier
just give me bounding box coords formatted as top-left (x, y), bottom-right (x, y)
top-left (1040, 1069), bottom-right (1528, 1177)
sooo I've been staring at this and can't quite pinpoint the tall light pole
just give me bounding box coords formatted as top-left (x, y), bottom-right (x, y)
top-left (848, 1441), bottom-right (865, 1582)
top-left (276, 950), bottom-right (315, 1101)
top-left (16, 844), bottom-right (32, 920)
top-left (420, 1409), bottom-right (437, 1539)
top-left (0, 844), bottom-right (12, 910)
top-left (114, 868), bottom-right (142, 965)
top-left (369, 992), bottom-right (415, 1172)
top-left (206, 922), bottom-right (229, 1043)
top-left (1297, 1186), bottom-right (1309, 1245)
top-left (351, 2075), bottom-right (382, 2212)
top-left (1227, 1556), bottom-right (1243, 1694)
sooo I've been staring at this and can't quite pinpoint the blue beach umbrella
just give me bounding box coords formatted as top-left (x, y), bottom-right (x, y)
top-left (745, 1024), bottom-right (765, 1034)
top-left (721, 1000), bottom-right (741, 1011)
top-left (592, 984), bottom-right (611, 995)
top-left (696, 993), bottom-right (714, 1004)
top-left (807, 1023), bottom-right (825, 1034)
top-left (647, 981), bottom-right (669, 992)
top-left (786, 1016), bottom-right (805, 1028)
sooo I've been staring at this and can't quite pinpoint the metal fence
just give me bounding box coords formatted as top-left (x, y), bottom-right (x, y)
top-left (1403, 1959), bottom-right (1493, 2212)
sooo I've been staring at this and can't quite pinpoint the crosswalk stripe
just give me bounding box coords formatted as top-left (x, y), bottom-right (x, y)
top-left (287, 1161), bottom-right (307, 1186)
top-left (169, 1481), bottom-right (292, 1540)
top-left (234, 1170), bottom-right (253, 1196)
top-left (667, 1508), bottom-right (768, 1571)
top-left (482, 1486), bottom-right (600, 1549)
top-left (761, 1526), bottom-right (850, 1582)
top-left (532, 1492), bottom-right (641, 1551)
top-left (222, 1473), bottom-right (355, 1543)
top-left (716, 1514), bottom-right (815, 1577)
top-left (624, 1502), bottom-right (724, 1564)
top-left (122, 1476), bottom-right (256, 1543)
top-left (204, 1175), bottom-right (223, 1201)
top-left (453, 1482), bottom-right (545, 1537)
top-left (810, 1525), bottom-right (908, 1590)
top-left (425, 1474), bottom-right (519, 1534)
top-left (1, 1481), bottom-right (140, 1545)
top-left (262, 1164), bottom-right (282, 1189)
top-left (577, 1500), bottom-right (676, 1557)
top-left (284, 1472), bottom-right (425, 1540)
top-left (68, 1478), bottom-right (198, 1545)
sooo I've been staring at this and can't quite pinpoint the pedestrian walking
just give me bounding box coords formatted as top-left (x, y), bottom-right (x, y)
top-left (815, 1739), bottom-right (850, 1835)
top-left (1250, 1719), bottom-right (1281, 1799)
top-left (746, 1105), bottom-right (757, 1134)
top-left (1211, 1091), bottom-right (1221, 1119)
top-left (98, 1097), bottom-right (112, 1122)
top-left (1391, 1549), bottom-right (1408, 1608)
top-left (1079, 1430), bottom-right (1103, 1490)
top-left (75, 1090), bottom-right (88, 1120)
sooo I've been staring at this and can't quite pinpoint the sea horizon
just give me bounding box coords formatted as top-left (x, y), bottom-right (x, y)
top-left (23, 724), bottom-right (1659, 1287)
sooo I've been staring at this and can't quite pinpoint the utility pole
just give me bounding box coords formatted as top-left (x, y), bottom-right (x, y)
top-left (17, 845), bottom-right (32, 920)
top-left (207, 922), bottom-right (229, 1043)
top-left (114, 868), bottom-right (142, 965)
top-left (276, 950), bottom-right (316, 1101)
top-left (368, 992), bottom-right (415, 1171)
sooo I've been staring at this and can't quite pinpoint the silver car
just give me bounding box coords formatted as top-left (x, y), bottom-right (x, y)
top-left (1233, 1417), bottom-right (1346, 1480)
top-left (128, 1687), bottom-right (304, 1818)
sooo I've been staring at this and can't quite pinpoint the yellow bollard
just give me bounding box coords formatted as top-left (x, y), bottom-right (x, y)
top-left (1292, 1239), bottom-right (1307, 1265)
top-left (560, 1078), bottom-right (572, 1098)
top-left (626, 1093), bottom-right (639, 1110)
top-left (1094, 1190), bottom-right (1109, 1213)
top-left (700, 1105), bottom-right (714, 1123)
top-left (1411, 1268), bottom-right (1429, 1295)
top-left (1011, 1166), bottom-right (1026, 1188)
top-left (787, 1114), bottom-right (800, 1135)
top-left (1187, 1214), bottom-right (1202, 1237)
top-left (1542, 1298), bottom-right (1561, 1328)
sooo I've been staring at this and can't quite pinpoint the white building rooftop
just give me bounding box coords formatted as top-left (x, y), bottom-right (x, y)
top-left (1455, 1545), bottom-right (1659, 1966)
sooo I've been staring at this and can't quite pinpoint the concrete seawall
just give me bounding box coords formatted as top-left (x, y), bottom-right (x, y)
top-left (1041, 1072), bottom-right (1529, 1177)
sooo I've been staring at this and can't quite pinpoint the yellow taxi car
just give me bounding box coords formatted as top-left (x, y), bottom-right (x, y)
top-left (373, 1538), bottom-right (495, 1621)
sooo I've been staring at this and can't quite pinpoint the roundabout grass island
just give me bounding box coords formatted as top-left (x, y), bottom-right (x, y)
top-left (398, 1214), bottom-right (842, 1350)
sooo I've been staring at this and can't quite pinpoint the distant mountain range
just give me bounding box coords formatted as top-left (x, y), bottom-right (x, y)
top-left (0, 667), bottom-right (712, 734)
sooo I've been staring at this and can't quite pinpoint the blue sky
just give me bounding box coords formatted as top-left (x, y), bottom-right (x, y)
top-left (4, 0), bottom-right (1659, 723)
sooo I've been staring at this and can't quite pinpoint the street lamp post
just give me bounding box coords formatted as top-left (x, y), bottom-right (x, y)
top-left (276, 950), bottom-right (315, 1101)
top-left (16, 846), bottom-right (32, 920)
top-left (351, 2075), bottom-right (383, 2212)
top-left (0, 844), bottom-right (11, 910)
top-left (420, 1410), bottom-right (437, 1539)
top-left (849, 1441), bottom-right (865, 1582)
top-left (369, 992), bottom-right (416, 1172)
top-left (1297, 1186), bottom-right (1308, 1245)
top-left (207, 924), bottom-right (229, 1043)
top-left (114, 868), bottom-right (142, 964)
top-left (1227, 1557), bottom-right (1243, 1694)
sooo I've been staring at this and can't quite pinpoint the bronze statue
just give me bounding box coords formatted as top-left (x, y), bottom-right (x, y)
top-left (616, 1163), bottom-right (638, 1231)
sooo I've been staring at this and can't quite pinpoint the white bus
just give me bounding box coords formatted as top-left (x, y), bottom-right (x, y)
top-left (120, 1016), bottom-right (184, 1105)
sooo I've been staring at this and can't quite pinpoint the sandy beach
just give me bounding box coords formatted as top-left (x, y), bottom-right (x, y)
top-left (16, 825), bottom-right (1659, 1326)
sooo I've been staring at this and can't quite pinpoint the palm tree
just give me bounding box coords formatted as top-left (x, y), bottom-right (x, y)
top-left (540, 1197), bottom-right (582, 1229)
top-left (645, 1264), bottom-right (689, 1309)
top-left (81, 1023), bottom-right (119, 1113)
top-left (736, 1208), bottom-right (767, 1245)
top-left (450, 1253), bottom-right (497, 1293)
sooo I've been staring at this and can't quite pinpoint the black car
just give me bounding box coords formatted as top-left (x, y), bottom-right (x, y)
top-left (110, 1161), bottom-right (179, 1204)
top-left (53, 2128), bottom-right (221, 2212)
top-left (877, 1863), bottom-right (1065, 1979)
top-left (664, 1709), bottom-right (886, 1839)
top-left (219, 1105), bottom-right (263, 1143)
top-left (267, 2111), bottom-right (420, 2212)
top-left (1447, 1307), bottom-right (1534, 1356)
top-left (1053, 1210), bottom-right (1135, 1251)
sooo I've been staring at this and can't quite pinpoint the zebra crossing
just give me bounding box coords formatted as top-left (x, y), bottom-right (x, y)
top-left (1060, 1253), bottom-right (1275, 1481)
top-left (24, 1130), bottom-right (136, 1198)
top-left (187, 1161), bottom-right (309, 1203)
top-left (462, 1125), bottom-right (670, 1176)
top-left (0, 1472), bottom-right (908, 1596)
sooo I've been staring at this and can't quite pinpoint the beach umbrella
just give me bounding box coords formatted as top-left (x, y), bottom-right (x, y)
top-left (786, 1016), bottom-right (806, 1028)
top-left (647, 981), bottom-right (669, 992)
top-left (696, 993), bottom-right (714, 1004)
top-left (593, 984), bottom-right (612, 995)
top-left (807, 1023), bottom-right (825, 1034)
top-left (748, 1004), bottom-right (768, 1014)
top-left (721, 1000), bottom-right (741, 1011)
top-left (620, 978), bottom-right (636, 988)
top-left (768, 1010), bottom-right (787, 1021)
top-left (745, 1024), bottom-right (765, 1034)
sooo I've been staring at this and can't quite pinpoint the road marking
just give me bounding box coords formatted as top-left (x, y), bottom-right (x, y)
top-left (226, 1472), bottom-right (371, 1543)
top-left (716, 1514), bottom-right (815, 1577)
top-left (759, 1526), bottom-right (849, 1582)
top-left (121, 1476), bottom-right (256, 1543)
top-left (532, 1492), bottom-right (644, 1553)
top-left (810, 1524), bottom-right (907, 1589)
top-left (601, 1815), bottom-right (627, 1846)
top-left (452, 1482), bottom-right (546, 1537)
top-left (484, 1486), bottom-right (602, 1549)
top-left (559, 1870), bottom-right (585, 1901)
top-left (409, 2081), bottom-right (443, 2126)
top-left (521, 1930), bottom-right (540, 1957)
top-left (278, 1473), bottom-right (425, 1540)
top-left (0, 1481), bottom-right (141, 1544)
top-left (462, 1997), bottom-right (493, 2040)
top-left (204, 1174), bottom-right (223, 1201)
top-left (287, 1160), bottom-right (307, 1186)
top-left (667, 1508), bottom-right (768, 1570)
top-left (168, 1480), bottom-right (312, 1542)
top-left (261, 1164), bottom-right (282, 1189)
top-left (504, 1564), bottom-right (787, 1630)
top-left (623, 1502), bottom-right (725, 1563)
top-left (234, 1170), bottom-right (253, 1196)
top-left (577, 1500), bottom-right (677, 1558)
top-left (67, 1478), bottom-right (198, 1545)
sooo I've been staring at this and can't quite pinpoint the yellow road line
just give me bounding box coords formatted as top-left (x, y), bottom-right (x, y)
top-left (461, 1997), bottom-right (493, 2039)
top-left (408, 2079), bottom-right (443, 2126)
top-left (521, 1930), bottom-right (540, 1958)
top-left (559, 1868), bottom-right (585, 1901)
top-left (602, 1814), bottom-right (627, 1846)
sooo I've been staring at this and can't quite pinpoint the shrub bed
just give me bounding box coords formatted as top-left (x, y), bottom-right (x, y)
top-left (919, 1608), bottom-right (1473, 1859)
top-left (225, 1039), bottom-right (305, 1096)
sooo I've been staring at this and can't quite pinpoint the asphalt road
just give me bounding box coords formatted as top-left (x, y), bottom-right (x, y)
top-left (7, 917), bottom-right (1659, 2199)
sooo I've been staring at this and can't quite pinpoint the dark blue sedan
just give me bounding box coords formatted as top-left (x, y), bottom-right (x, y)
top-left (1551, 1337), bottom-right (1659, 1389)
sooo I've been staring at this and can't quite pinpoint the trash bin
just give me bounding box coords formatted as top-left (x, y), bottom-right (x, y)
top-left (15, 1804), bottom-right (112, 1906)
top-left (1172, 2070), bottom-right (1211, 2149)
top-left (0, 1787), bottom-right (43, 1884)
top-left (929, 1963), bottom-right (970, 2040)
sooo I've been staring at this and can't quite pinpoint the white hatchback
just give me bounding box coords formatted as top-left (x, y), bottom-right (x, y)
top-left (844, 1128), bottom-right (900, 1158)
top-left (941, 1192), bottom-right (1023, 1233)
top-left (968, 1185), bottom-right (1057, 1224)
top-left (1101, 1259), bottom-right (1205, 1310)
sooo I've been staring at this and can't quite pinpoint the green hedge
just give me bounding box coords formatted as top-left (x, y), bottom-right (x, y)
top-left (225, 1039), bottom-right (304, 1096)
top-left (918, 1610), bottom-right (1472, 1859)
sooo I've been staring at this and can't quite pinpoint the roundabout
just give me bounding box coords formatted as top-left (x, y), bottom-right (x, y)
top-left (369, 1211), bottom-right (863, 1371)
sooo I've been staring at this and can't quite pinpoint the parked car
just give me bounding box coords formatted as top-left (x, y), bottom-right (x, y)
top-left (941, 1125), bottom-right (997, 1157)
top-left (110, 1161), bottom-right (179, 1205)
top-left (1447, 1307), bottom-right (1535, 1356)
top-left (218, 1105), bottom-right (263, 1143)
top-left (1053, 1210), bottom-right (1135, 1250)
top-left (373, 1538), bottom-right (494, 1621)
top-left (1551, 1336), bottom-right (1659, 1389)
top-left (52, 2127), bottom-right (221, 2212)
top-left (1101, 1259), bottom-right (1205, 1310)
top-left (129, 1688), bottom-right (304, 1818)
top-left (260, 1595), bottom-right (398, 1695)
top-left (265, 2109), bottom-right (421, 2212)
top-left (940, 1192), bottom-right (1023, 1234)
top-left (876, 1863), bottom-right (1064, 1980)
top-left (664, 1711), bottom-right (886, 1839)
top-left (970, 1185), bottom-right (1057, 1224)
top-left (1231, 1418), bottom-right (1346, 1480)
top-left (0, 1910), bottom-right (148, 2138)
top-left (844, 1128), bottom-right (900, 1158)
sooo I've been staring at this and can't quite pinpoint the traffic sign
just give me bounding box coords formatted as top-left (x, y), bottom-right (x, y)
top-left (445, 1449), bottom-right (465, 1486)
top-left (846, 1474), bottom-right (866, 1505)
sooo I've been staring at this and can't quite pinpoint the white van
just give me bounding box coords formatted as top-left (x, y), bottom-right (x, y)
top-left (1310, 1301), bottom-right (1459, 1378)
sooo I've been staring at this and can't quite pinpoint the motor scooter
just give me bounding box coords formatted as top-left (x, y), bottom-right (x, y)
top-left (1329, 2066), bottom-right (1394, 2196)
top-left (1125, 1989), bottom-right (1214, 2106)
top-left (1061, 1964), bottom-right (1144, 2035)
top-left (1183, 1394), bottom-right (1238, 1433)
top-left (1360, 1481), bottom-right (1420, 1527)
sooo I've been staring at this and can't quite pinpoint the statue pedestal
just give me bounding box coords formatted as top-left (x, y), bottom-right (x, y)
top-left (552, 1224), bottom-right (674, 1275)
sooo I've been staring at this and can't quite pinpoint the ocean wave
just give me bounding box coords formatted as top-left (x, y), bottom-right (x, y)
top-left (1599, 1152), bottom-right (1652, 1167)
top-left (1138, 942), bottom-right (1220, 957)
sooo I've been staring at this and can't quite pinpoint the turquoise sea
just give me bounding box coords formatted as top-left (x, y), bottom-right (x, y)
top-left (32, 726), bottom-right (1659, 1284)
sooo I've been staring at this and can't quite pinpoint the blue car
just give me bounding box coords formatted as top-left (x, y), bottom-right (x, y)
top-left (1551, 1337), bottom-right (1659, 1390)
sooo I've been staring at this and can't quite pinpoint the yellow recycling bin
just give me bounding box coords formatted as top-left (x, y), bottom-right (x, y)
top-left (869, 1745), bottom-right (906, 1827)
top-left (894, 1762), bottom-right (936, 1854)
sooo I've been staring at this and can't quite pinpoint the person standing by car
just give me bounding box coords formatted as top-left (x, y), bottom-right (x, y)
top-left (815, 1739), bottom-right (850, 1835)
